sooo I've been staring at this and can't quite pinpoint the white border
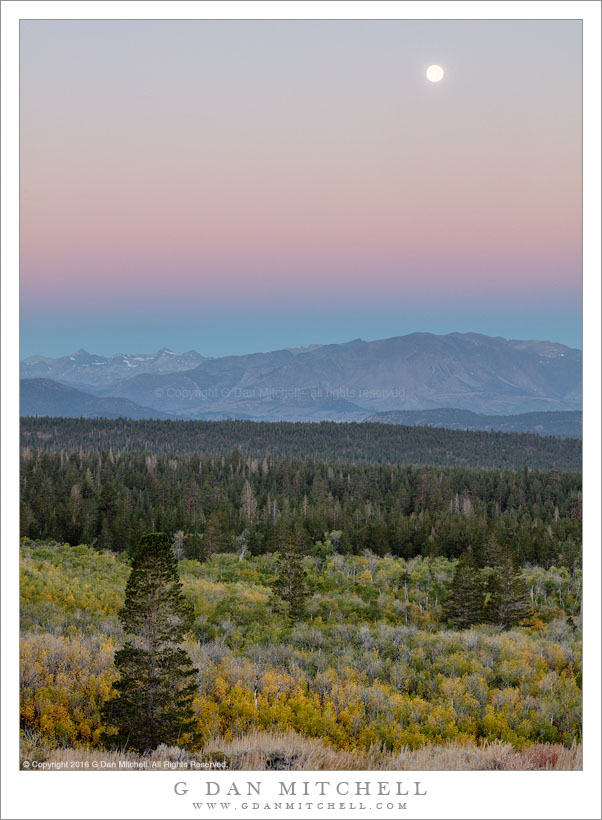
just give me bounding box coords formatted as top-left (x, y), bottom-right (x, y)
top-left (2, 3), bottom-right (600, 819)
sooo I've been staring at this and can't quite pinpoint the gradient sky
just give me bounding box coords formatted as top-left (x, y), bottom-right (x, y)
top-left (20, 19), bottom-right (582, 357)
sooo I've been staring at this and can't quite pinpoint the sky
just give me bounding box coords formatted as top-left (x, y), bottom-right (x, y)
top-left (20, 19), bottom-right (582, 358)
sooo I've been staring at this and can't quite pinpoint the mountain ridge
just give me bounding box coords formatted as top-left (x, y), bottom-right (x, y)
top-left (21, 332), bottom-right (582, 422)
top-left (20, 379), bottom-right (170, 420)
top-left (20, 348), bottom-right (207, 390)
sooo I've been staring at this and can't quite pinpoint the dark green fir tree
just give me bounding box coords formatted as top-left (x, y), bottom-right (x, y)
top-left (272, 536), bottom-right (310, 622)
top-left (102, 533), bottom-right (199, 751)
top-left (487, 541), bottom-right (532, 628)
top-left (443, 548), bottom-right (484, 628)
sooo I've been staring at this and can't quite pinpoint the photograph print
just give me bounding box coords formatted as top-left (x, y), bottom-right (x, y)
top-left (17, 16), bottom-right (585, 783)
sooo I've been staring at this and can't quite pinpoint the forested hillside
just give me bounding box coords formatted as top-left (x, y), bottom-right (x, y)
top-left (20, 417), bottom-right (582, 470)
top-left (21, 449), bottom-right (581, 567)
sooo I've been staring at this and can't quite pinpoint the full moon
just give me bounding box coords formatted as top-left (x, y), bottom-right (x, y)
top-left (426, 64), bottom-right (444, 83)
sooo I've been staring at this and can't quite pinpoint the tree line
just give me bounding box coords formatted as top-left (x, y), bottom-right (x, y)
top-left (20, 416), bottom-right (582, 471)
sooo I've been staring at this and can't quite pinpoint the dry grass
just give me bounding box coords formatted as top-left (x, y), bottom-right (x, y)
top-left (23, 730), bottom-right (582, 771)
top-left (203, 730), bottom-right (367, 770)
top-left (204, 731), bottom-right (582, 771)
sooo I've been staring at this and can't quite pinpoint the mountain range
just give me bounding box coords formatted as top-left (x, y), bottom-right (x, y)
top-left (20, 347), bottom-right (207, 389)
top-left (20, 332), bottom-right (582, 426)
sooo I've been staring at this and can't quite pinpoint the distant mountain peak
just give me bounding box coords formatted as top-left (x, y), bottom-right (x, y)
top-left (286, 343), bottom-right (324, 355)
top-left (69, 348), bottom-right (95, 359)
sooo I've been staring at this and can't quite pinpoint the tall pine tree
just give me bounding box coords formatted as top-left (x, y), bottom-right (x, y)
top-left (272, 536), bottom-right (310, 622)
top-left (443, 548), bottom-right (484, 628)
top-left (487, 541), bottom-right (532, 628)
top-left (102, 533), bottom-right (199, 751)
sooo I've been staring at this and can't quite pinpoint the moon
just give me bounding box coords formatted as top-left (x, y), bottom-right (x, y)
top-left (426, 64), bottom-right (444, 83)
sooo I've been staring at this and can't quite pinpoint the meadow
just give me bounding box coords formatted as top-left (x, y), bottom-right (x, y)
top-left (20, 539), bottom-right (582, 769)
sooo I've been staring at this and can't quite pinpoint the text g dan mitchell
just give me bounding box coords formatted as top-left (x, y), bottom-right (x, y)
top-left (174, 780), bottom-right (428, 798)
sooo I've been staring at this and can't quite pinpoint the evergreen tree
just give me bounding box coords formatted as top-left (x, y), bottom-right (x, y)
top-left (480, 535), bottom-right (502, 568)
top-left (246, 525), bottom-right (263, 556)
top-left (272, 537), bottom-right (310, 622)
top-left (183, 532), bottom-right (205, 561)
top-left (102, 533), bottom-right (199, 751)
top-left (487, 542), bottom-right (532, 628)
top-left (443, 548), bottom-right (484, 628)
